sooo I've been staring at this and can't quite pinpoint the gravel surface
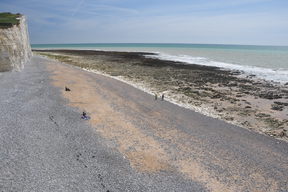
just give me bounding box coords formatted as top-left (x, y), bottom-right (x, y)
top-left (0, 57), bottom-right (205, 192)
top-left (0, 56), bottom-right (287, 192)
top-left (34, 49), bottom-right (288, 139)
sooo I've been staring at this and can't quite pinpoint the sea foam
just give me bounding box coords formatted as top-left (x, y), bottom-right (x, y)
top-left (146, 53), bottom-right (288, 84)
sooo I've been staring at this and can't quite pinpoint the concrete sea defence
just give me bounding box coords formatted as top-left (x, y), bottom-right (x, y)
top-left (0, 13), bottom-right (32, 72)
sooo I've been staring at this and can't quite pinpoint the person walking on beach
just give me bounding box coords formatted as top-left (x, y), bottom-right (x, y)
top-left (161, 94), bottom-right (164, 101)
top-left (154, 93), bottom-right (158, 100)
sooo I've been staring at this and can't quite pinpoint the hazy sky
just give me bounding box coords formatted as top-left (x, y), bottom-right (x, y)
top-left (1, 0), bottom-right (287, 45)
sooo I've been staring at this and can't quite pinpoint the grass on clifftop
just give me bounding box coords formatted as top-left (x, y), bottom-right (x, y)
top-left (0, 12), bottom-right (21, 28)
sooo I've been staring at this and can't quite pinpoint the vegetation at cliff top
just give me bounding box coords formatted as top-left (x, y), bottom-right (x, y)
top-left (0, 12), bottom-right (21, 28)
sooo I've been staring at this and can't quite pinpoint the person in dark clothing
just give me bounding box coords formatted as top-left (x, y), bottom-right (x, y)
top-left (65, 86), bottom-right (71, 91)
top-left (161, 94), bottom-right (164, 101)
top-left (81, 111), bottom-right (90, 120)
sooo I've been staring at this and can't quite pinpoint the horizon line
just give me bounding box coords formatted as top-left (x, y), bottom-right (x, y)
top-left (31, 42), bottom-right (288, 47)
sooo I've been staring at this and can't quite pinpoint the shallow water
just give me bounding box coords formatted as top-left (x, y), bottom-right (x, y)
top-left (32, 43), bottom-right (288, 83)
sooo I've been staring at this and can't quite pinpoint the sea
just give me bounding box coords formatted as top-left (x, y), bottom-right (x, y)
top-left (31, 43), bottom-right (288, 84)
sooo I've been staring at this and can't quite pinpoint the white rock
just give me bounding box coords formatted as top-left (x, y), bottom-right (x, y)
top-left (0, 15), bottom-right (32, 72)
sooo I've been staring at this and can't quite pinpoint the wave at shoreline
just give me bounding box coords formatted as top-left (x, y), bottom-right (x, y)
top-left (145, 53), bottom-right (288, 84)
top-left (34, 47), bottom-right (288, 84)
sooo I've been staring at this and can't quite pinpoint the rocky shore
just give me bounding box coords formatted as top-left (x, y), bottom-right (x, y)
top-left (34, 49), bottom-right (288, 140)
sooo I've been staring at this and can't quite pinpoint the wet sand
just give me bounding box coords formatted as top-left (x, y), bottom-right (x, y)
top-left (34, 49), bottom-right (288, 141)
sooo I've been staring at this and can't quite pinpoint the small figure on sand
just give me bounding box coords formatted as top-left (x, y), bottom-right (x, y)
top-left (81, 111), bottom-right (90, 120)
top-left (65, 86), bottom-right (71, 91)
top-left (161, 94), bottom-right (164, 101)
top-left (154, 93), bottom-right (158, 100)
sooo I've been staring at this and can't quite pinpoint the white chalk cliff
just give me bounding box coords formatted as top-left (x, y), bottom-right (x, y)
top-left (0, 15), bottom-right (32, 72)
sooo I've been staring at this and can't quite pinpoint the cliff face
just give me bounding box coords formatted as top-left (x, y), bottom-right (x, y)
top-left (0, 16), bottom-right (32, 72)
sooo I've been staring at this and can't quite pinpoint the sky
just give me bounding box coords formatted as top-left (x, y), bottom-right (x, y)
top-left (0, 0), bottom-right (287, 45)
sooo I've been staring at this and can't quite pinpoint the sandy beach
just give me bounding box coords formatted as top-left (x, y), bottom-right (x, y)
top-left (34, 49), bottom-right (288, 141)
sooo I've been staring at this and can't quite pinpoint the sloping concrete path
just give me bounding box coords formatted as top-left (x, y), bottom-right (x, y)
top-left (0, 56), bottom-right (287, 192)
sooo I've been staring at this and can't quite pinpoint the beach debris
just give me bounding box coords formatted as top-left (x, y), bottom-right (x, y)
top-left (65, 86), bottom-right (71, 91)
top-left (247, 74), bottom-right (256, 78)
top-left (259, 91), bottom-right (282, 100)
top-left (274, 101), bottom-right (288, 106)
top-left (241, 121), bottom-right (251, 127)
top-left (49, 115), bottom-right (59, 127)
top-left (255, 113), bottom-right (270, 118)
top-left (231, 71), bottom-right (241, 75)
top-left (228, 82), bottom-right (238, 87)
top-left (81, 111), bottom-right (90, 120)
top-left (271, 104), bottom-right (284, 111)
top-left (211, 93), bottom-right (221, 99)
top-left (267, 129), bottom-right (286, 138)
top-left (224, 116), bottom-right (234, 121)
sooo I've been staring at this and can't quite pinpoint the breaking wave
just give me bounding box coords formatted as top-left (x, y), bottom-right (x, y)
top-left (146, 53), bottom-right (288, 84)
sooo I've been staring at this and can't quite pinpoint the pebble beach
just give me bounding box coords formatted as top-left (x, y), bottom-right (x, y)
top-left (34, 49), bottom-right (288, 141)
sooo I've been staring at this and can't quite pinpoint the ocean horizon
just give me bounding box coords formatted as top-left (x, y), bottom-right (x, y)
top-left (32, 43), bottom-right (288, 83)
